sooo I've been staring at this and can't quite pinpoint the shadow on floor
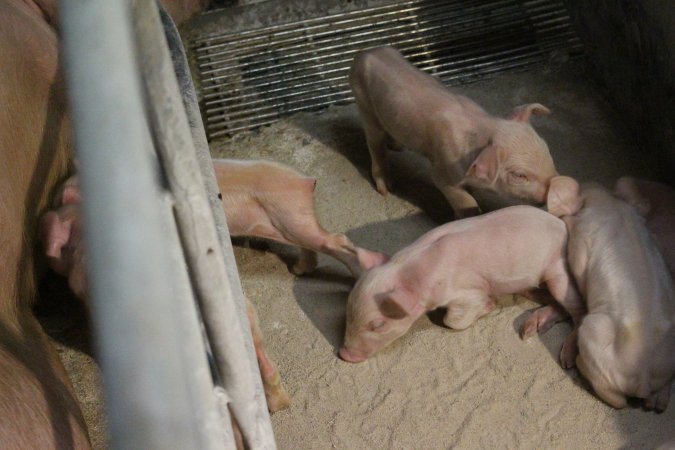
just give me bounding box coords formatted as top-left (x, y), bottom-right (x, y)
top-left (292, 112), bottom-right (455, 224)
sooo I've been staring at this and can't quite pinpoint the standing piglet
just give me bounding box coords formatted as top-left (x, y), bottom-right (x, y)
top-left (213, 158), bottom-right (387, 275)
top-left (614, 176), bottom-right (675, 280)
top-left (339, 185), bottom-right (583, 363)
top-left (554, 182), bottom-right (675, 411)
top-left (350, 46), bottom-right (559, 218)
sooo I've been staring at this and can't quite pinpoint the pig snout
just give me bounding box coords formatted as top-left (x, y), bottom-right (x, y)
top-left (338, 346), bottom-right (368, 363)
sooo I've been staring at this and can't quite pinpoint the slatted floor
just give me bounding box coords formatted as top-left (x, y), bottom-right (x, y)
top-left (192, 0), bottom-right (584, 139)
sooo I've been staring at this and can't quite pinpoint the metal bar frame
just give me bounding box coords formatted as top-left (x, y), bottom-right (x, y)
top-left (59, 0), bottom-right (275, 448)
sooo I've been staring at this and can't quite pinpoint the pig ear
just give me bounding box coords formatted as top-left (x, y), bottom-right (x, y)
top-left (376, 289), bottom-right (421, 319)
top-left (508, 103), bottom-right (551, 122)
top-left (356, 248), bottom-right (390, 271)
top-left (39, 211), bottom-right (71, 259)
top-left (546, 176), bottom-right (582, 217)
top-left (467, 145), bottom-right (501, 183)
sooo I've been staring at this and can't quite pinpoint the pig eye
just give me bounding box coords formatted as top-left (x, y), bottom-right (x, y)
top-left (367, 319), bottom-right (386, 332)
top-left (508, 171), bottom-right (529, 184)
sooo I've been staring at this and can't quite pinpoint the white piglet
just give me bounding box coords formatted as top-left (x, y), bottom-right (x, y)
top-left (552, 181), bottom-right (675, 411)
top-left (340, 179), bottom-right (584, 363)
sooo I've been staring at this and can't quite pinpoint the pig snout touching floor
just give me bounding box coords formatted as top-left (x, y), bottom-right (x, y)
top-left (614, 176), bottom-right (675, 280)
top-left (340, 203), bottom-right (582, 363)
top-left (213, 158), bottom-right (388, 277)
top-left (349, 46), bottom-right (561, 218)
top-left (550, 180), bottom-right (675, 411)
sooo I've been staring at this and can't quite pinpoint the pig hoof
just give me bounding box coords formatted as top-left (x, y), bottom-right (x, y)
top-left (519, 315), bottom-right (548, 339)
top-left (375, 180), bottom-right (389, 196)
top-left (264, 372), bottom-right (291, 413)
top-left (292, 249), bottom-right (318, 275)
top-left (291, 262), bottom-right (311, 276)
top-left (519, 306), bottom-right (558, 339)
top-left (559, 342), bottom-right (577, 369)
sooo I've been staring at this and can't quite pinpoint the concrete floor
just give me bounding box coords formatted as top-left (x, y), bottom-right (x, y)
top-left (44, 59), bottom-right (674, 449)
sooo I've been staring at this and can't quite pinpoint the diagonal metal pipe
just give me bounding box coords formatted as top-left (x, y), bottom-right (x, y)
top-left (59, 0), bottom-right (206, 448)
top-left (131, 1), bottom-right (276, 448)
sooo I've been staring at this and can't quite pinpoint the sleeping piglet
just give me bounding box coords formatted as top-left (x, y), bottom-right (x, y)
top-left (614, 176), bottom-right (675, 280)
top-left (213, 158), bottom-right (387, 276)
top-left (349, 46), bottom-right (560, 218)
top-left (550, 181), bottom-right (675, 411)
top-left (339, 178), bottom-right (584, 363)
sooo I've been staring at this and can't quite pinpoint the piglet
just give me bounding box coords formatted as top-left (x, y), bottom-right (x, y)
top-left (550, 181), bottom-right (675, 411)
top-left (39, 176), bottom-right (87, 300)
top-left (340, 179), bottom-right (583, 363)
top-left (39, 176), bottom-right (291, 413)
top-left (350, 46), bottom-right (560, 218)
top-left (614, 176), bottom-right (675, 280)
top-left (213, 158), bottom-right (387, 275)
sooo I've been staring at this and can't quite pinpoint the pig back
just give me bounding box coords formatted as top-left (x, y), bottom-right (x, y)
top-left (350, 47), bottom-right (491, 157)
top-left (396, 206), bottom-right (568, 292)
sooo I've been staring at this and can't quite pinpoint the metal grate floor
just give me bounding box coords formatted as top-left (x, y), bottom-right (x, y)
top-left (192, 0), bottom-right (584, 139)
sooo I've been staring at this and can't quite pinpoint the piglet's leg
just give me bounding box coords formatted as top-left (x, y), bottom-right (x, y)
top-left (559, 328), bottom-right (578, 369)
top-left (248, 219), bottom-right (358, 276)
top-left (544, 265), bottom-right (585, 368)
top-left (297, 229), bottom-right (362, 277)
top-left (292, 249), bottom-right (318, 276)
top-left (246, 299), bottom-right (290, 413)
top-left (266, 210), bottom-right (365, 277)
top-left (431, 174), bottom-right (480, 219)
top-left (361, 116), bottom-right (390, 196)
top-left (443, 293), bottom-right (495, 330)
top-left (520, 304), bottom-right (568, 339)
top-left (645, 381), bottom-right (671, 412)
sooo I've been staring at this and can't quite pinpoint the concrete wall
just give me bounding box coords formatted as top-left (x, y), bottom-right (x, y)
top-left (567, 0), bottom-right (675, 182)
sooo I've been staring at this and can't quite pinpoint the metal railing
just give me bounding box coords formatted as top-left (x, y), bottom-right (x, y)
top-left (192, 0), bottom-right (584, 138)
top-left (59, 0), bottom-right (276, 448)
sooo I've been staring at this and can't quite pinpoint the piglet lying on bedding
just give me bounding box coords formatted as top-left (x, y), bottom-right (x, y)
top-left (545, 181), bottom-right (675, 411)
top-left (340, 178), bottom-right (584, 363)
